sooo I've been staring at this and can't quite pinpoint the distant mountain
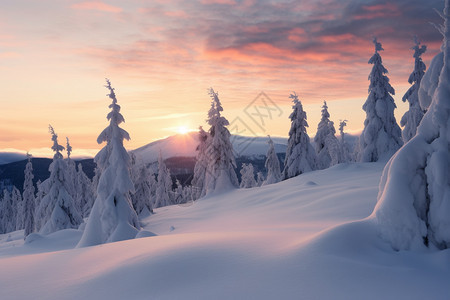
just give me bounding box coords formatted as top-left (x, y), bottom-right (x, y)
top-left (0, 152), bottom-right (27, 165)
top-left (132, 132), bottom-right (288, 165)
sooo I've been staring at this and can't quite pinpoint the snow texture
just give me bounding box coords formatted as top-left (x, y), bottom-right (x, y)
top-left (77, 79), bottom-right (139, 247)
top-left (357, 38), bottom-right (403, 162)
top-left (374, 2), bottom-right (450, 250)
top-left (283, 92), bottom-right (317, 179)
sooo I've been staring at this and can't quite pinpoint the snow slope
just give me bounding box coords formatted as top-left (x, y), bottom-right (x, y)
top-left (0, 162), bottom-right (449, 299)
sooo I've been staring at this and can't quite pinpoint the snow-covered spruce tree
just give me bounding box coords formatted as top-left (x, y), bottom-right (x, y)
top-left (240, 163), bottom-right (257, 188)
top-left (172, 179), bottom-right (184, 204)
top-left (77, 79), bottom-right (139, 247)
top-left (373, 1), bottom-right (450, 251)
top-left (34, 179), bottom-right (44, 231)
top-left (192, 126), bottom-right (209, 199)
top-left (263, 136), bottom-right (281, 186)
top-left (154, 152), bottom-right (172, 208)
top-left (283, 92), bottom-right (317, 179)
top-left (65, 137), bottom-right (77, 201)
top-left (37, 125), bottom-right (82, 235)
top-left (76, 163), bottom-right (95, 218)
top-left (1, 189), bottom-right (14, 233)
top-left (23, 154), bottom-right (35, 238)
top-left (132, 164), bottom-right (154, 215)
top-left (338, 120), bottom-right (352, 163)
top-left (401, 36), bottom-right (427, 143)
top-left (203, 89), bottom-right (238, 195)
top-left (13, 186), bottom-right (23, 230)
top-left (256, 172), bottom-right (265, 187)
top-left (314, 101), bottom-right (343, 169)
top-left (357, 38), bottom-right (403, 162)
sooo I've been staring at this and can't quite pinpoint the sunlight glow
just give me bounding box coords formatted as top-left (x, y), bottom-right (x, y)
top-left (177, 126), bottom-right (189, 135)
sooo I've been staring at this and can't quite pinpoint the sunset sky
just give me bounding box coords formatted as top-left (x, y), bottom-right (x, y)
top-left (0, 0), bottom-right (444, 158)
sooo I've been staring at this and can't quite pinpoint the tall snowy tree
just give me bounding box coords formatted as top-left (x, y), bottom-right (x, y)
top-left (132, 164), bottom-right (154, 215)
top-left (401, 36), bottom-right (427, 143)
top-left (338, 120), bottom-right (352, 163)
top-left (77, 79), bottom-right (139, 247)
top-left (357, 38), bottom-right (403, 162)
top-left (191, 126), bottom-right (209, 199)
top-left (283, 92), bottom-right (317, 179)
top-left (65, 137), bottom-right (77, 201)
top-left (37, 125), bottom-right (82, 235)
top-left (373, 1), bottom-right (450, 251)
top-left (34, 179), bottom-right (46, 231)
top-left (154, 152), bottom-right (172, 208)
top-left (314, 101), bottom-right (342, 169)
top-left (23, 154), bottom-right (35, 238)
top-left (263, 136), bottom-right (281, 186)
top-left (203, 89), bottom-right (238, 195)
top-left (240, 163), bottom-right (257, 188)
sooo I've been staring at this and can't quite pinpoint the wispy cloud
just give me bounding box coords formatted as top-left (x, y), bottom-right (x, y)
top-left (71, 1), bottom-right (122, 13)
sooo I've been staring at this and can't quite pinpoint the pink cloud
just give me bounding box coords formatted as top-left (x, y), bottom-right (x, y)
top-left (201, 0), bottom-right (236, 5)
top-left (71, 2), bottom-right (122, 13)
top-left (164, 10), bottom-right (189, 18)
top-left (354, 3), bottom-right (400, 20)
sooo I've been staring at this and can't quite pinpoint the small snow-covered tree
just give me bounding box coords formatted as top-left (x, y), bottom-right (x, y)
top-left (34, 179), bottom-right (45, 231)
top-left (256, 172), bottom-right (265, 187)
top-left (192, 126), bottom-right (209, 199)
top-left (1, 189), bottom-right (14, 233)
top-left (65, 137), bottom-right (77, 201)
top-left (13, 186), bottom-right (23, 230)
top-left (338, 120), bottom-right (352, 163)
top-left (283, 92), bottom-right (317, 179)
top-left (240, 163), bottom-right (257, 188)
top-left (373, 2), bottom-right (450, 251)
top-left (37, 125), bottom-right (82, 235)
top-left (132, 164), bottom-right (154, 215)
top-left (263, 136), bottom-right (281, 185)
top-left (357, 38), bottom-right (403, 162)
top-left (154, 152), bottom-right (172, 208)
top-left (401, 36), bottom-right (427, 143)
top-left (77, 79), bottom-right (139, 247)
top-left (23, 154), bottom-right (35, 238)
top-left (172, 179), bottom-right (184, 204)
top-left (76, 163), bottom-right (95, 218)
top-left (203, 89), bottom-right (238, 195)
top-left (314, 101), bottom-right (342, 169)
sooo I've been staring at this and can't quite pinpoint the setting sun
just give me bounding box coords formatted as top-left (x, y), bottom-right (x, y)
top-left (177, 125), bottom-right (189, 135)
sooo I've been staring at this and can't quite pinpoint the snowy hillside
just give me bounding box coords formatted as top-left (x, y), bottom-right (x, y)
top-left (0, 161), bottom-right (448, 299)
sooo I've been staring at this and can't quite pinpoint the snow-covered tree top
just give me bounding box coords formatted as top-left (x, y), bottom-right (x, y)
top-left (66, 137), bottom-right (72, 159)
top-left (48, 125), bottom-right (64, 160)
top-left (338, 120), bottom-right (347, 135)
top-left (97, 79), bottom-right (130, 145)
top-left (373, 37), bottom-right (383, 53)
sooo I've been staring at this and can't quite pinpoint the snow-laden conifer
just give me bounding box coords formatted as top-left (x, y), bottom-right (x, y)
top-left (65, 137), bottom-right (77, 201)
top-left (37, 125), bottom-right (82, 235)
top-left (132, 164), bottom-right (154, 214)
top-left (1, 189), bottom-right (14, 233)
top-left (314, 101), bottom-right (342, 169)
top-left (192, 126), bottom-right (209, 199)
top-left (263, 136), bottom-right (281, 185)
top-left (155, 152), bottom-right (172, 208)
top-left (374, 1), bottom-right (450, 250)
top-left (338, 120), bottom-right (352, 163)
top-left (203, 89), bottom-right (238, 195)
top-left (76, 163), bottom-right (95, 218)
top-left (357, 38), bottom-right (402, 162)
top-left (77, 80), bottom-right (139, 247)
top-left (283, 92), bottom-right (317, 179)
top-left (256, 172), bottom-right (265, 187)
top-left (23, 154), bottom-right (35, 238)
top-left (240, 163), bottom-right (257, 188)
top-left (13, 186), bottom-right (23, 230)
top-left (401, 37), bottom-right (427, 143)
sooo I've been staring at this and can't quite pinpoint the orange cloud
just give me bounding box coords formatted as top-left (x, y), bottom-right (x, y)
top-left (71, 1), bottom-right (122, 13)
